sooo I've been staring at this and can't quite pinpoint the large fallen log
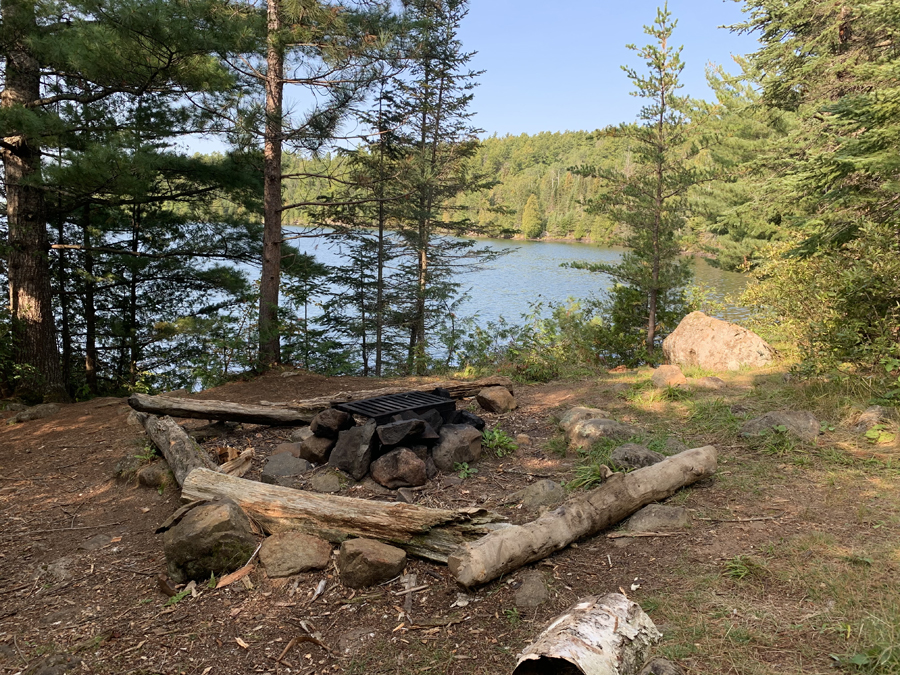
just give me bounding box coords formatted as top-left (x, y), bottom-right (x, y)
top-left (285, 376), bottom-right (514, 415)
top-left (129, 393), bottom-right (314, 425)
top-left (133, 412), bottom-right (218, 486)
top-left (181, 468), bottom-right (507, 563)
top-left (449, 446), bottom-right (717, 587)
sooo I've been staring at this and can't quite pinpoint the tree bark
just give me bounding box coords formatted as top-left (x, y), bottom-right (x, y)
top-left (1, 0), bottom-right (66, 401)
top-left (448, 446), bottom-right (717, 587)
top-left (258, 0), bottom-right (285, 368)
top-left (132, 412), bottom-right (218, 486)
top-left (129, 393), bottom-right (315, 425)
top-left (181, 468), bottom-right (506, 562)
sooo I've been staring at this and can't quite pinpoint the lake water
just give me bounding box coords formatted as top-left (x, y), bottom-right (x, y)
top-left (293, 232), bottom-right (750, 326)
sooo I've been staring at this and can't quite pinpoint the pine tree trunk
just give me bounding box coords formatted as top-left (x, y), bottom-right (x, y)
top-left (259, 0), bottom-right (284, 368)
top-left (56, 211), bottom-right (71, 394)
top-left (1, 0), bottom-right (66, 401)
top-left (83, 206), bottom-right (98, 395)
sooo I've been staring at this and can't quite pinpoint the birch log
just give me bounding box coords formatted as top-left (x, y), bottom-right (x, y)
top-left (181, 468), bottom-right (507, 563)
top-left (129, 393), bottom-right (314, 425)
top-left (449, 446), bottom-right (717, 587)
top-left (133, 412), bottom-right (218, 486)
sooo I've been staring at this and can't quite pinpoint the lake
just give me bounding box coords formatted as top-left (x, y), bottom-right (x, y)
top-left (293, 232), bottom-right (750, 327)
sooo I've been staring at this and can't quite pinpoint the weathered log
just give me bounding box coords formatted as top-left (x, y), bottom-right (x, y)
top-left (129, 393), bottom-right (314, 425)
top-left (181, 468), bottom-right (507, 563)
top-left (449, 446), bottom-right (717, 587)
top-left (133, 412), bottom-right (218, 487)
top-left (286, 376), bottom-right (515, 415)
top-left (513, 594), bottom-right (661, 675)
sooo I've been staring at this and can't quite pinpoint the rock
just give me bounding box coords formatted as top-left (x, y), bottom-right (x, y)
top-left (567, 419), bottom-right (637, 451)
top-left (298, 435), bottom-right (336, 464)
top-left (626, 505), bottom-right (692, 532)
top-left (259, 532), bottom-right (332, 577)
top-left (854, 405), bottom-right (890, 433)
top-left (310, 408), bottom-right (353, 439)
top-left (476, 386), bottom-right (517, 413)
top-left (377, 419), bottom-right (425, 447)
top-left (1, 401), bottom-right (28, 412)
top-left (79, 533), bottom-right (113, 551)
top-left (450, 409), bottom-right (486, 431)
top-left (136, 461), bottom-right (173, 489)
top-left (640, 657), bottom-right (685, 675)
top-left (515, 433), bottom-right (532, 446)
top-left (665, 437), bottom-right (687, 454)
top-left (273, 442), bottom-right (304, 458)
top-left (329, 419), bottom-right (377, 480)
top-left (419, 408), bottom-right (445, 432)
top-left (188, 421), bottom-right (236, 441)
top-left (261, 453), bottom-right (312, 486)
top-left (337, 627), bottom-right (377, 657)
top-left (514, 570), bottom-right (549, 609)
top-left (290, 426), bottom-right (314, 443)
top-left (161, 499), bottom-right (257, 584)
top-left (370, 448), bottom-right (427, 489)
top-left (651, 365), bottom-right (687, 389)
top-left (338, 538), bottom-right (406, 588)
top-left (125, 409), bottom-right (144, 429)
top-left (558, 407), bottom-right (609, 434)
top-left (663, 311), bottom-right (775, 371)
top-left (411, 446), bottom-right (439, 479)
top-left (432, 424), bottom-right (483, 472)
top-left (8, 403), bottom-right (60, 424)
top-left (741, 410), bottom-right (819, 442)
top-left (359, 477), bottom-right (394, 495)
top-left (23, 654), bottom-right (83, 675)
top-left (308, 471), bottom-right (343, 493)
top-left (611, 443), bottom-right (665, 470)
top-left (510, 479), bottom-right (566, 511)
top-left (689, 376), bottom-right (727, 391)
top-left (114, 454), bottom-right (144, 481)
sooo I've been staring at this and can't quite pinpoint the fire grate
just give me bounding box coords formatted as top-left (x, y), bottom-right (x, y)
top-left (335, 391), bottom-right (455, 426)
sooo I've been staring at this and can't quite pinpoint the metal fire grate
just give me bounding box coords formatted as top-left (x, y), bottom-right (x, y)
top-left (335, 391), bottom-right (455, 425)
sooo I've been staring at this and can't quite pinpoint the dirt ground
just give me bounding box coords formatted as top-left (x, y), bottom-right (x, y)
top-left (1, 367), bottom-right (898, 675)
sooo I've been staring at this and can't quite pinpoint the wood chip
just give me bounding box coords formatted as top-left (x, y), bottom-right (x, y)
top-left (235, 637), bottom-right (249, 649)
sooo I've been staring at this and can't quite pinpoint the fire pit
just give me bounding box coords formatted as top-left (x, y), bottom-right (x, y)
top-left (335, 391), bottom-right (455, 426)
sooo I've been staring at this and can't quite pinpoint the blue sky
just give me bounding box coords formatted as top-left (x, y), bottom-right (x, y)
top-left (458, 0), bottom-right (760, 136)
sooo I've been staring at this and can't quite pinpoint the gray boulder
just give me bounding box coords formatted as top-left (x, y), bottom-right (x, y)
top-left (290, 426), bottom-right (314, 443)
top-left (432, 424), bottom-right (483, 472)
top-left (626, 505), bottom-right (692, 532)
top-left (689, 376), bottom-right (727, 391)
top-left (273, 441), bottom-right (304, 458)
top-left (308, 470), bottom-right (343, 493)
top-left (741, 410), bottom-right (819, 442)
top-left (329, 419), bottom-right (377, 480)
top-left (8, 403), bottom-right (60, 424)
top-left (640, 657), bottom-right (685, 675)
top-left (510, 479), bottom-right (566, 511)
top-left (261, 453), bottom-right (312, 486)
top-left (370, 448), bottom-right (427, 489)
top-left (611, 443), bottom-right (665, 470)
top-left (310, 408), bottom-right (353, 439)
top-left (663, 311), bottom-right (775, 371)
top-left (567, 419), bottom-right (637, 452)
top-left (161, 499), bottom-right (257, 584)
top-left (298, 435), bottom-right (336, 464)
top-left (411, 446), bottom-right (438, 479)
top-left (558, 407), bottom-right (609, 434)
top-left (854, 405), bottom-right (890, 433)
top-left (338, 538), bottom-right (406, 588)
top-left (514, 570), bottom-right (549, 609)
top-left (377, 419), bottom-right (425, 447)
top-left (651, 365), bottom-right (687, 389)
top-left (259, 532), bottom-right (332, 578)
top-left (450, 409), bottom-right (486, 430)
top-left (476, 386), bottom-right (517, 413)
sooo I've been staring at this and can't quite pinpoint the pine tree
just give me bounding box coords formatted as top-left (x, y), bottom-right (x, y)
top-left (520, 194), bottom-right (544, 239)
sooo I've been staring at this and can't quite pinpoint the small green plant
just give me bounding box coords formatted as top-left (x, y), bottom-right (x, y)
top-left (865, 424), bottom-right (895, 445)
top-left (207, 572), bottom-right (217, 589)
top-left (723, 555), bottom-right (767, 580)
top-left (482, 428), bottom-right (518, 457)
top-left (454, 462), bottom-right (478, 479)
top-left (820, 421), bottom-right (836, 433)
top-left (164, 588), bottom-right (191, 606)
top-left (545, 435), bottom-right (568, 457)
top-left (504, 607), bottom-right (521, 628)
top-left (134, 445), bottom-right (158, 462)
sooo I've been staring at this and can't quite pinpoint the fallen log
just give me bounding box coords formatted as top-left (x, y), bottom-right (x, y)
top-left (129, 393), bottom-right (314, 426)
top-left (449, 445), bottom-right (717, 587)
top-left (181, 468), bottom-right (507, 563)
top-left (285, 376), bottom-right (514, 415)
top-left (513, 593), bottom-right (660, 675)
top-left (133, 412), bottom-right (218, 486)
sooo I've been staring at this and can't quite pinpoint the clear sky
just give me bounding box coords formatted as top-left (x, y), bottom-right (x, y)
top-left (457, 0), bottom-right (760, 137)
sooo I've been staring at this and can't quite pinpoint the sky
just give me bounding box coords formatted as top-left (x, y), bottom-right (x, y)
top-left (457, 0), bottom-right (760, 137)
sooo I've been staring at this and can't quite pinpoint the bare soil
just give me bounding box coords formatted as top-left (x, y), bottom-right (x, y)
top-left (1, 367), bottom-right (898, 675)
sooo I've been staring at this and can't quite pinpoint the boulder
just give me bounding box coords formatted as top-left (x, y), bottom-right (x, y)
top-left (567, 419), bottom-right (637, 452)
top-left (741, 410), bottom-right (819, 442)
top-left (261, 453), bottom-right (312, 486)
top-left (136, 461), bottom-right (173, 489)
top-left (689, 376), bottom-right (727, 391)
top-left (290, 426), bottom-right (315, 443)
top-left (514, 570), bottom-right (549, 609)
top-left (611, 443), bottom-right (665, 470)
top-left (308, 470), bottom-right (342, 493)
top-left (558, 407), bottom-right (609, 434)
top-left (297, 435), bottom-right (336, 464)
top-left (273, 442), bottom-right (304, 458)
top-left (662, 311), bottom-right (775, 371)
top-left (651, 365), bottom-right (687, 389)
top-left (8, 403), bottom-right (60, 424)
top-left (432, 424), bottom-right (483, 472)
top-left (338, 538), bottom-right (406, 588)
top-left (370, 448), bottom-right (427, 489)
top-left (419, 408), bottom-right (445, 432)
top-left (476, 386), bottom-right (517, 413)
top-left (259, 532), bottom-right (332, 578)
top-left (450, 410), bottom-right (486, 431)
top-left (411, 446), bottom-right (438, 479)
top-left (515, 433), bottom-right (532, 446)
top-left (310, 408), bottom-right (353, 439)
top-left (510, 479), bottom-right (566, 511)
top-left (161, 499), bottom-right (257, 584)
top-left (377, 419), bottom-right (425, 447)
top-left (640, 658), bottom-right (685, 675)
top-left (854, 405), bottom-right (890, 433)
top-left (626, 504), bottom-right (692, 532)
top-left (329, 419), bottom-right (377, 480)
